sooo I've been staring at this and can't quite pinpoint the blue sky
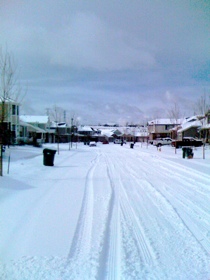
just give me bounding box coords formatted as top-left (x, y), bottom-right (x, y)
top-left (1, 0), bottom-right (209, 124)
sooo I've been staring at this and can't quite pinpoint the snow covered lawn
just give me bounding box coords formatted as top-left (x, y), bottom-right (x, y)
top-left (0, 143), bottom-right (210, 280)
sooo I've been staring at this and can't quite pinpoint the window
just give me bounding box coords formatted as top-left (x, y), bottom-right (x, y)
top-left (12, 124), bottom-right (16, 131)
top-left (12, 105), bottom-right (16, 115)
top-left (207, 114), bottom-right (210, 124)
top-left (165, 125), bottom-right (174, 130)
top-left (17, 105), bottom-right (19, 115)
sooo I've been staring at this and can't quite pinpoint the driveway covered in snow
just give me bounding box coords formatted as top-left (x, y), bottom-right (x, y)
top-left (0, 143), bottom-right (210, 279)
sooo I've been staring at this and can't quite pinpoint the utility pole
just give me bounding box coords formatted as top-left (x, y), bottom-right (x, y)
top-left (71, 117), bottom-right (73, 148)
top-left (64, 110), bottom-right (66, 123)
top-left (0, 145), bottom-right (3, 176)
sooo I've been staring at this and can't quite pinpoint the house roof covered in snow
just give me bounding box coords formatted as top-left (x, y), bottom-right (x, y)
top-left (177, 115), bottom-right (203, 133)
top-left (50, 121), bottom-right (67, 128)
top-left (148, 119), bottom-right (181, 125)
top-left (20, 121), bottom-right (46, 133)
top-left (182, 115), bottom-right (204, 124)
top-left (99, 129), bottom-right (115, 137)
top-left (20, 115), bottom-right (49, 124)
top-left (0, 97), bottom-right (19, 104)
top-left (77, 126), bottom-right (93, 132)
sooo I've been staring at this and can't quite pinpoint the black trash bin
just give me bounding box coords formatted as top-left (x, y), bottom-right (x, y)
top-left (43, 148), bottom-right (56, 166)
top-left (130, 143), bottom-right (134, 149)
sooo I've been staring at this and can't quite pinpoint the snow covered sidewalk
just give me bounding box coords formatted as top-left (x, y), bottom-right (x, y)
top-left (0, 143), bottom-right (210, 280)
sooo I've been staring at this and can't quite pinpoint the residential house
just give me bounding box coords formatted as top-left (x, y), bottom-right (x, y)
top-left (19, 115), bottom-right (49, 144)
top-left (49, 121), bottom-right (72, 143)
top-left (91, 126), bottom-right (125, 142)
top-left (0, 97), bottom-right (20, 144)
top-left (76, 126), bottom-right (92, 143)
top-left (78, 126), bottom-right (94, 136)
top-left (200, 110), bottom-right (210, 143)
top-left (147, 119), bottom-right (181, 141)
top-left (177, 115), bottom-right (204, 140)
top-left (102, 123), bottom-right (119, 127)
top-left (134, 126), bottom-right (149, 142)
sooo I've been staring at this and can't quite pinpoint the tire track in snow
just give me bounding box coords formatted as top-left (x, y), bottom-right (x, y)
top-left (119, 182), bottom-right (157, 266)
top-left (120, 168), bottom-right (209, 277)
top-left (113, 157), bottom-right (157, 267)
top-left (67, 153), bottom-right (99, 260)
top-left (125, 151), bottom-right (210, 218)
top-left (64, 150), bottom-right (114, 279)
top-left (139, 158), bottom-right (210, 255)
top-left (97, 153), bottom-right (157, 279)
top-left (97, 158), bottom-right (121, 280)
top-left (137, 150), bottom-right (210, 189)
top-left (144, 157), bottom-right (210, 219)
top-left (124, 153), bottom-right (210, 256)
top-left (153, 180), bottom-right (210, 254)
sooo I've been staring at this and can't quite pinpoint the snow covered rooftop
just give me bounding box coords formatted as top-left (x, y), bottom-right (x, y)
top-left (178, 116), bottom-right (203, 133)
top-left (78, 126), bottom-right (93, 132)
top-left (50, 121), bottom-right (67, 128)
top-left (20, 115), bottom-right (49, 124)
top-left (99, 129), bottom-right (115, 137)
top-left (148, 118), bottom-right (181, 125)
top-left (19, 121), bottom-right (46, 133)
top-left (0, 97), bottom-right (19, 103)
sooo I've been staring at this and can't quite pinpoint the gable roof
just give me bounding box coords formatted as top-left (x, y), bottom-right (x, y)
top-left (0, 97), bottom-right (19, 104)
top-left (77, 126), bottom-right (93, 132)
top-left (20, 121), bottom-right (46, 133)
top-left (20, 115), bottom-right (49, 124)
top-left (148, 118), bottom-right (181, 125)
top-left (178, 115), bottom-right (203, 133)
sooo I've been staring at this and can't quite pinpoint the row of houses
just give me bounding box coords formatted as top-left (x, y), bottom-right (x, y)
top-left (0, 99), bottom-right (210, 146)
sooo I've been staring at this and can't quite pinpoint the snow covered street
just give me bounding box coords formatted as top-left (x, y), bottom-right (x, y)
top-left (0, 143), bottom-right (210, 280)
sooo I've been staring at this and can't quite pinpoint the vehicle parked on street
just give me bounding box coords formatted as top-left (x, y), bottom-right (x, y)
top-left (89, 141), bottom-right (97, 147)
top-left (114, 139), bottom-right (121, 144)
top-left (114, 139), bottom-right (126, 144)
top-left (171, 137), bottom-right (203, 148)
top-left (153, 137), bottom-right (172, 147)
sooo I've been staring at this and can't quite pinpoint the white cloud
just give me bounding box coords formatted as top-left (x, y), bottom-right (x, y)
top-left (1, 0), bottom-right (209, 123)
top-left (46, 12), bottom-right (156, 70)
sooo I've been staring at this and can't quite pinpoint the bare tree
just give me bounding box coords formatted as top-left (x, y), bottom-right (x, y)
top-left (0, 47), bottom-right (25, 175)
top-left (49, 105), bottom-right (65, 124)
top-left (0, 48), bottom-right (25, 102)
top-left (194, 91), bottom-right (210, 115)
top-left (167, 102), bottom-right (181, 124)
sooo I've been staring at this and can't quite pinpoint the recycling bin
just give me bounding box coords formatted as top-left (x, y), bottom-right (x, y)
top-left (43, 148), bottom-right (56, 166)
top-left (130, 143), bottom-right (134, 149)
top-left (186, 147), bottom-right (193, 158)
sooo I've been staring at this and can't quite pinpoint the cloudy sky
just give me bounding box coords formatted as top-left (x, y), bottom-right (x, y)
top-left (1, 0), bottom-right (210, 124)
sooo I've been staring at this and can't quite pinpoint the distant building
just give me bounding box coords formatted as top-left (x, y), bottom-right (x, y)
top-left (147, 118), bottom-right (181, 141)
